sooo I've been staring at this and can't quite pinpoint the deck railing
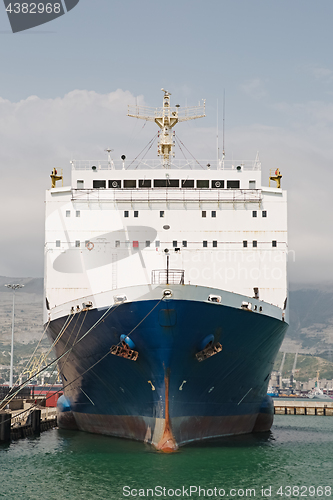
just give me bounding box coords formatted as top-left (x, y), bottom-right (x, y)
top-left (71, 159), bottom-right (261, 171)
top-left (71, 188), bottom-right (262, 204)
top-left (151, 269), bottom-right (185, 285)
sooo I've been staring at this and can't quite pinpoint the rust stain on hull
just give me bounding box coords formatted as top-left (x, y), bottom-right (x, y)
top-left (155, 373), bottom-right (178, 453)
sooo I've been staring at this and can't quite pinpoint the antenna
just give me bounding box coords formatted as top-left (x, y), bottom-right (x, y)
top-left (216, 99), bottom-right (219, 167)
top-left (222, 89), bottom-right (225, 166)
top-left (127, 90), bottom-right (205, 168)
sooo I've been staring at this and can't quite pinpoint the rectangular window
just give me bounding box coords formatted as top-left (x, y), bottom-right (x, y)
top-left (56, 240), bottom-right (60, 247)
top-left (227, 180), bottom-right (240, 189)
top-left (66, 210), bottom-right (70, 217)
top-left (262, 211), bottom-right (267, 217)
top-left (182, 179), bottom-right (194, 188)
top-left (253, 240), bottom-right (257, 248)
top-left (167, 179), bottom-right (179, 187)
top-left (134, 211), bottom-right (139, 218)
top-left (211, 211), bottom-right (216, 218)
top-left (93, 180), bottom-right (106, 189)
top-left (155, 240), bottom-right (160, 248)
top-left (203, 241), bottom-right (208, 248)
top-left (77, 180), bottom-right (84, 189)
top-left (125, 240), bottom-right (130, 248)
top-left (197, 180), bottom-right (209, 188)
top-left (249, 180), bottom-right (256, 189)
top-left (124, 179), bottom-right (136, 189)
top-left (202, 211), bottom-right (206, 218)
top-left (75, 241), bottom-right (80, 248)
top-left (154, 179), bottom-right (179, 188)
top-left (115, 240), bottom-right (120, 248)
top-left (108, 180), bottom-right (121, 189)
top-left (76, 211), bottom-right (80, 218)
top-left (213, 241), bottom-right (217, 248)
top-left (243, 241), bottom-right (248, 248)
top-left (160, 211), bottom-right (165, 218)
top-left (139, 179), bottom-right (151, 188)
top-left (173, 240), bottom-right (177, 248)
top-left (145, 240), bottom-right (150, 247)
top-left (272, 240), bottom-right (277, 247)
top-left (124, 211), bottom-right (129, 218)
top-left (182, 241), bottom-right (187, 247)
top-left (252, 211), bottom-right (257, 217)
top-left (212, 180), bottom-right (224, 189)
top-left (133, 241), bottom-right (139, 248)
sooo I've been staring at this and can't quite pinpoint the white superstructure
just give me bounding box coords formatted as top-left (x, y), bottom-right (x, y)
top-left (44, 92), bottom-right (288, 324)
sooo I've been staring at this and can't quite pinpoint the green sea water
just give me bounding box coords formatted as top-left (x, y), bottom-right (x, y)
top-left (0, 416), bottom-right (332, 500)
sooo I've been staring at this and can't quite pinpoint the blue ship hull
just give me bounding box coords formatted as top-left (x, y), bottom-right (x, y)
top-left (48, 296), bottom-right (288, 449)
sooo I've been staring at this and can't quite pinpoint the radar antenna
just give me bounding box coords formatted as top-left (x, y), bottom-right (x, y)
top-left (127, 89), bottom-right (205, 168)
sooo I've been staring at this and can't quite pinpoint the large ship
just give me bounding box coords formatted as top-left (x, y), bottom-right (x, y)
top-left (44, 90), bottom-right (288, 451)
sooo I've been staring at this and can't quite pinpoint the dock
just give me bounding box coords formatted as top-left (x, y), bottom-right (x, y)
top-left (274, 398), bottom-right (333, 415)
top-left (0, 405), bottom-right (57, 442)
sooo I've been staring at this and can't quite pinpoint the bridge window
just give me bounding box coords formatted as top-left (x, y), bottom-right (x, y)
top-left (272, 240), bottom-right (277, 247)
top-left (56, 240), bottom-right (60, 247)
top-left (124, 179), bottom-right (136, 188)
top-left (252, 211), bottom-right (257, 217)
top-left (75, 241), bottom-right (80, 248)
top-left (253, 241), bottom-right (257, 248)
top-left (262, 211), bottom-right (267, 217)
top-left (115, 240), bottom-right (120, 247)
top-left (145, 241), bottom-right (150, 247)
top-left (197, 180), bottom-right (209, 188)
top-left (243, 241), bottom-right (248, 248)
top-left (213, 241), bottom-right (217, 248)
top-left (182, 241), bottom-right (187, 247)
top-left (93, 180), bottom-right (106, 189)
top-left (227, 180), bottom-right (240, 189)
top-left (66, 211), bottom-right (70, 217)
top-left (124, 211), bottom-right (129, 218)
top-left (173, 241), bottom-right (177, 247)
top-left (202, 211), bottom-right (206, 217)
top-left (154, 179), bottom-right (179, 188)
top-left (139, 179), bottom-right (151, 188)
top-left (76, 211), bottom-right (80, 217)
top-left (211, 211), bottom-right (216, 218)
top-left (203, 241), bottom-right (208, 248)
top-left (160, 211), bottom-right (165, 217)
top-left (182, 179), bottom-right (194, 188)
top-left (134, 211), bottom-right (139, 218)
top-left (77, 180), bottom-right (84, 188)
top-left (155, 240), bottom-right (160, 248)
top-left (249, 180), bottom-right (256, 189)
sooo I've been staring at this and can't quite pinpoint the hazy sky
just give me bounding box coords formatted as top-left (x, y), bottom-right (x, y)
top-left (1, 0), bottom-right (333, 283)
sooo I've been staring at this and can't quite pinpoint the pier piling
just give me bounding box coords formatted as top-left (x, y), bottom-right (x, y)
top-left (30, 409), bottom-right (41, 435)
top-left (0, 411), bottom-right (11, 443)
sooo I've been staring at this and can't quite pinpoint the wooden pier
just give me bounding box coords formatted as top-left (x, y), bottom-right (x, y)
top-left (274, 398), bottom-right (333, 416)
